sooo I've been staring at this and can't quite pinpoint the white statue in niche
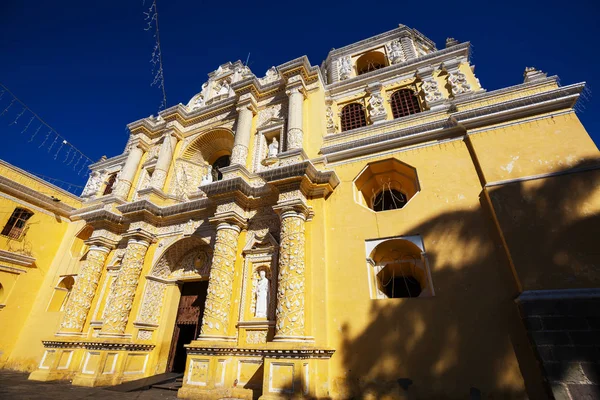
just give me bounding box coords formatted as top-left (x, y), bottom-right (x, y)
top-left (255, 270), bottom-right (269, 318)
top-left (386, 40), bottom-right (404, 64)
top-left (339, 56), bottom-right (352, 80)
top-left (201, 165), bottom-right (213, 185)
top-left (267, 137), bottom-right (279, 158)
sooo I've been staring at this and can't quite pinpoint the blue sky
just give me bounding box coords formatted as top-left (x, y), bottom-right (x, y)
top-left (0, 0), bottom-right (598, 192)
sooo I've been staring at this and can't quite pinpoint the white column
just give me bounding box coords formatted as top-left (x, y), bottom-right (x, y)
top-left (286, 85), bottom-right (306, 150)
top-left (113, 145), bottom-right (144, 199)
top-left (230, 105), bottom-right (254, 166)
top-left (150, 133), bottom-right (178, 190)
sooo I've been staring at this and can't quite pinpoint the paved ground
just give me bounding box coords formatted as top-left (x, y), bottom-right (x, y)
top-left (0, 370), bottom-right (177, 399)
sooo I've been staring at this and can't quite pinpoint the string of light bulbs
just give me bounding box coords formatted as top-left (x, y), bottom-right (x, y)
top-left (143, 0), bottom-right (168, 112)
top-left (0, 82), bottom-right (96, 176)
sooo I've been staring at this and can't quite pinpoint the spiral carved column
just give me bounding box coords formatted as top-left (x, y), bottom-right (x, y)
top-left (198, 222), bottom-right (241, 340)
top-left (274, 210), bottom-right (307, 341)
top-left (101, 239), bottom-right (150, 335)
top-left (59, 245), bottom-right (110, 332)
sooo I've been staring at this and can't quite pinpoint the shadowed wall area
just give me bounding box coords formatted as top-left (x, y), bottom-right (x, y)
top-left (325, 158), bottom-right (600, 399)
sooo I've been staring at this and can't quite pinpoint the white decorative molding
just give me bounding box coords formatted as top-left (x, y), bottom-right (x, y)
top-left (0, 249), bottom-right (35, 267)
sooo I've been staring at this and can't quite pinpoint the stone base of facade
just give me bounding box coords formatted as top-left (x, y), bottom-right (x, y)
top-left (178, 386), bottom-right (254, 400)
top-left (517, 289), bottom-right (600, 400)
top-left (179, 342), bottom-right (334, 400)
top-left (28, 340), bottom-right (155, 387)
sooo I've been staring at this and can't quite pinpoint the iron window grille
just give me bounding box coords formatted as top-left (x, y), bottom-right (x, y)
top-left (340, 103), bottom-right (368, 132)
top-left (390, 89), bottom-right (421, 119)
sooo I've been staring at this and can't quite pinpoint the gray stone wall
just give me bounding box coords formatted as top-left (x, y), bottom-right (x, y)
top-left (518, 290), bottom-right (600, 399)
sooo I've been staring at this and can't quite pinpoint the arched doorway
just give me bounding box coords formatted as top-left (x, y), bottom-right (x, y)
top-left (136, 237), bottom-right (213, 373)
top-left (168, 280), bottom-right (208, 372)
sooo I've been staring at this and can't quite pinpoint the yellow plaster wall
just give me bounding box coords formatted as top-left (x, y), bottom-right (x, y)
top-left (319, 140), bottom-right (529, 398)
top-left (304, 86), bottom-right (327, 159)
top-left (0, 200), bottom-right (81, 371)
top-left (487, 168), bottom-right (600, 291)
top-left (469, 113), bottom-right (599, 184)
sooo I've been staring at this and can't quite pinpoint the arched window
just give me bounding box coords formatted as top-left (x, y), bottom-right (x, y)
top-left (340, 103), bottom-right (367, 132)
top-left (47, 276), bottom-right (75, 312)
top-left (1, 208), bottom-right (34, 240)
top-left (356, 51), bottom-right (387, 75)
top-left (211, 155), bottom-right (231, 182)
top-left (103, 173), bottom-right (117, 195)
top-left (390, 89), bottom-right (421, 119)
top-left (372, 188), bottom-right (407, 212)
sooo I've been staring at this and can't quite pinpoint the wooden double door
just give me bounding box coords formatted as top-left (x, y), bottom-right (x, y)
top-left (167, 281), bottom-right (209, 373)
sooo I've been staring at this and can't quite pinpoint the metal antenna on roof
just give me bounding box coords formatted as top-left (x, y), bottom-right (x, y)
top-left (245, 53), bottom-right (251, 67)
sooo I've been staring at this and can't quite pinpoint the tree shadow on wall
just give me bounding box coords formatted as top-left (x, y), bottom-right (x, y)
top-left (332, 159), bottom-right (600, 400)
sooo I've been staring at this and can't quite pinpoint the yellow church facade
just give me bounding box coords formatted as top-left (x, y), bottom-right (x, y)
top-left (1, 25), bottom-right (599, 399)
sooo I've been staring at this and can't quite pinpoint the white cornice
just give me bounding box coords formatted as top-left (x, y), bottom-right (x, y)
top-left (325, 25), bottom-right (436, 60)
top-left (0, 160), bottom-right (82, 202)
top-left (0, 249), bottom-right (36, 267)
top-left (0, 175), bottom-right (78, 218)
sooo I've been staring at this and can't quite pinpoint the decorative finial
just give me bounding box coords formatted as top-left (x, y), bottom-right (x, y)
top-left (445, 37), bottom-right (459, 48)
top-left (523, 67), bottom-right (547, 83)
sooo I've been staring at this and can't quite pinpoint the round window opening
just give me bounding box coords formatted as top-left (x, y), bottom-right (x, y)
top-left (372, 189), bottom-right (407, 212)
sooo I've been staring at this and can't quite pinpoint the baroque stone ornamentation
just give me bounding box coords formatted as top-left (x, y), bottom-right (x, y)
top-left (136, 279), bottom-right (167, 325)
top-left (137, 330), bottom-right (153, 340)
top-left (386, 40), bottom-right (405, 65)
top-left (150, 169), bottom-right (167, 190)
top-left (259, 66), bottom-right (279, 85)
top-left (81, 171), bottom-right (103, 198)
top-left (338, 56), bottom-right (352, 80)
top-left (422, 79), bottom-right (443, 103)
top-left (448, 71), bottom-right (472, 96)
top-left (101, 240), bottom-right (150, 334)
top-left (326, 105), bottom-right (336, 132)
top-left (368, 92), bottom-right (386, 118)
top-left (200, 224), bottom-right (240, 337)
top-left (60, 246), bottom-right (110, 331)
top-left (275, 211), bottom-right (306, 338)
top-left (257, 104), bottom-right (285, 127)
top-left (246, 330), bottom-right (267, 344)
top-left (230, 144), bottom-right (248, 166)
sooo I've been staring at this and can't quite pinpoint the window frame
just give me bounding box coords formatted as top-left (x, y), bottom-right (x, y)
top-left (390, 88), bottom-right (421, 119)
top-left (340, 103), bottom-right (368, 132)
top-left (1, 208), bottom-right (34, 240)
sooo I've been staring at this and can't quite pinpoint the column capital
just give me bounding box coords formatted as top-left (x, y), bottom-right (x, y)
top-left (86, 229), bottom-right (121, 249)
top-left (209, 210), bottom-right (248, 231)
top-left (162, 128), bottom-right (183, 141)
top-left (285, 83), bottom-right (307, 99)
top-left (123, 225), bottom-right (156, 244)
top-left (236, 93), bottom-right (258, 115)
top-left (128, 135), bottom-right (152, 152)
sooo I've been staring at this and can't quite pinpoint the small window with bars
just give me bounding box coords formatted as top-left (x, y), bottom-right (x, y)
top-left (390, 89), bottom-right (421, 119)
top-left (1, 208), bottom-right (34, 240)
top-left (340, 103), bottom-right (367, 132)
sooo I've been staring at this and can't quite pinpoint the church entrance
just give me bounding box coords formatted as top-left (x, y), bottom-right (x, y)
top-left (167, 280), bottom-right (209, 373)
